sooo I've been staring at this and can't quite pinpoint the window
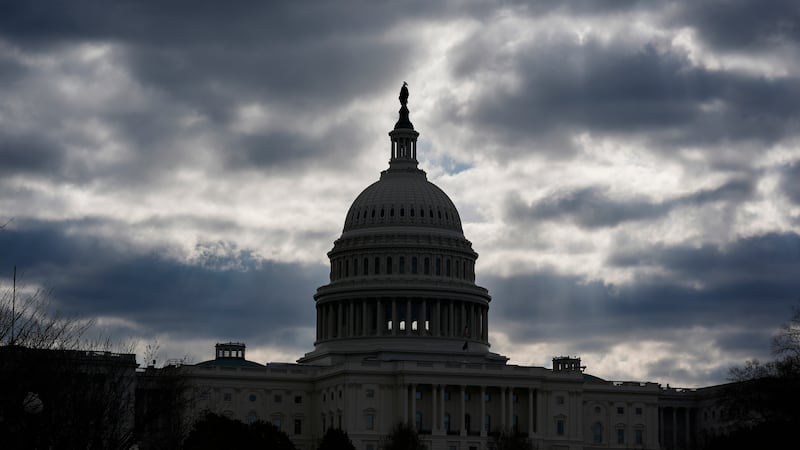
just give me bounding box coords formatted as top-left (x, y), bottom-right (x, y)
top-left (464, 392), bottom-right (471, 401)
top-left (322, 393), bottom-right (326, 402)
top-left (224, 393), bottom-right (232, 402)
top-left (485, 414), bottom-right (491, 431)
top-left (556, 395), bottom-right (565, 405)
top-left (556, 419), bottom-right (565, 436)
top-left (322, 417), bottom-right (326, 430)
top-left (366, 414), bottom-right (375, 430)
top-left (353, 258), bottom-right (358, 275)
top-left (635, 407), bottom-right (643, 415)
top-left (617, 429), bottom-right (625, 445)
top-left (594, 406), bottom-right (602, 414)
top-left (294, 395), bottom-right (302, 404)
top-left (512, 393), bottom-right (518, 403)
top-left (592, 422), bottom-right (603, 444)
top-left (444, 413), bottom-right (451, 432)
top-left (345, 260), bottom-right (349, 277)
top-left (339, 390), bottom-right (342, 399)
top-left (399, 256), bottom-right (405, 274)
top-left (380, 208), bottom-right (384, 217)
top-left (617, 406), bottom-right (625, 414)
top-left (363, 257), bottom-right (368, 275)
top-left (390, 208), bottom-right (394, 217)
top-left (446, 259), bottom-right (451, 276)
top-left (415, 412), bottom-right (423, 431)
top-left (400, 207), bottom-right (404, 217)
top-left (635, 429), bottom-right (643, 445)
top-left (375, 257), bottom-right (380, 274)
top-left (294, 419), bottom-right (302, 435)
top-left (484, 393), bottom-right (491, 402)
top-left (338, 415), bottom-right (342, 429)
top-left (424, 257), bottom-right (430, 275)
top-left (366, 389), bottom-right (375, 398)
top-left (387, 256), bottom-right (393, 274)
top-left (274, 394), bottom-right (282, 403)
top-left (465, 414), bottom-right (471, 432)
top-left (273, 417), bottom-right (282, 430)
top-left (249, 394), bottom-right (257, 402)
top-left (436, 258), bottom-right (441, 275)
top-left (444, 391), bottom-right (451, 401)
top-left (513, 415), bottom-right (519, 433)
top-left (415, 391), bottom-right (422, 400)
top-left (411, 256), bottom-right (418, 274)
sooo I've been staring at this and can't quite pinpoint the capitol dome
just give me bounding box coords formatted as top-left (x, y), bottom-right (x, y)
top-left (299, 84), bottom-right (504, 365)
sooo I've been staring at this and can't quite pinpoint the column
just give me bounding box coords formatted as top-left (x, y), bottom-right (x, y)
top-left (528, 388), bottom-right (534, 437)
top-left (402, 384), bottom-right (408, 424)
top-left (411, 383), bottom-right (417, 429)
top-left (392, 299), bottom-right (397, 335)
top-left (421, 299), bottom-right (427, 335)
top-left (536, 389), bottom-right (545, 434)
top-left (460, 385), bottom-right (466, 436)
top-left (461, 303), bottom-right (466, 336)
top-left (658, 407), bottom-right (663, 447)
top-left (685, 407), bottom-right (691, 449)
top-left (483, 308), bottom-right (489, 341)
top-left (480, 386), bottom-right (486, 437)
top-left (501, 386), bottom-right (506, 428)
top-left (432, 385), bottom-right (438, 432)
top-left (376, 299), bottom-right (383, 336)
top-left (509, 388), bottom-right (514, 433)
top-left (406, 299), bottom-right (412, 335)
top-left (362, 300), bottom-right (367, 336)
top-left (449, 301), bottom-right (454, 337)
top-left (440, 385), bottom-right (446, 432)
top-left (672, 408), bottom-right (677, 450)
top-left (337, 302), bottom-right (343, 338)
top-left (349, 300), bottom-right (354, 337)
top-left (435, 300), bottom-right (441, 336)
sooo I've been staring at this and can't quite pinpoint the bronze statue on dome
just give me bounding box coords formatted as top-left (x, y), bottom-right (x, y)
top-left (399, 81), bottom-right (409, 107)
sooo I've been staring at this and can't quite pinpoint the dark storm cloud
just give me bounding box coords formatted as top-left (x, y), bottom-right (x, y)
top-left (0, 131), bottom-right (65, 176)
top-left (484, 232), bottom-right (800, 358)
top-left (505, 178), bottom-right (755, 228)
top-left (779, 161), bottom-right (800, 205)
top-left (0, 219), bottom-right (326, 347)
top-left (447, 33), bottom-right (800, 159)
top-left (673, 0), bottom-right (800, 51)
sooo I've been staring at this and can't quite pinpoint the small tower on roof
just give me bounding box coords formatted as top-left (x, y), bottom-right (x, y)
top-left (389, 82), bottom-right (420, 171)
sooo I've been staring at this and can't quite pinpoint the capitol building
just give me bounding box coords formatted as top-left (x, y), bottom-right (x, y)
top-left (185, 85), bottom-right (721, 450)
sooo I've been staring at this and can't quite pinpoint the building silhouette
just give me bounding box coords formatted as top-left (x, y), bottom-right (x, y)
top-left (186, 85), bottom-right (726, 450)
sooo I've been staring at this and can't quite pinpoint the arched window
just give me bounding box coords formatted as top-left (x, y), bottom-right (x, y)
top-left (424, 257), bottom-right (430, 275)
top-left (410, 208), bottom-right (415, 217)
top-left (387, 256), bottom-right (393, 274)
top-left (353, 258), bottom-right (358, 275)
top-left (374, 257), bottom-right (380, 275)
top-left (371, 209), bottom-right (375, 218)
top-left (420, 208), bottom-right (425, 217)
top-left (390, 208), bottom-right (394, 217)
top-left (399, 256), bottom-right (405, 274)
top-left (400, 207), bottom-right (404, 217)
top-left (435, 257), bottom-right (441, 276)
top-left (363, 258), bottom-right (369, 276)
top-left (411, 256), bottom-right (418, 274)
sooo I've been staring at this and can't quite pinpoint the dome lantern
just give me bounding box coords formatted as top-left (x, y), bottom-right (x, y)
top-left (389, 82), bottom-right (421, 171)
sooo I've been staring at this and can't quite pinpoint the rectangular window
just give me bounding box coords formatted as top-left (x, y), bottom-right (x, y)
top-left (366, 414), bottom-right (375, 430)
top-left (273, 418), bottom-right (282, 430)
top-left (556, 395), bottom-right (564, 405)
top-left (411, 256), bottom-right (418, 274)
top-left (635, 407), bottom-right (643, 415)
top-left (635, 429), bottom-right (643, 445)
top-left (274, 394), bottom-right (282, 403)
top-left (436, 258), bottom-right (441, 275)
top-left (556, 419), bottom-right (565, 436)
top-left (294, 395), bottom-right (302, 404)
top-left (415, 391), bottom-right (422, 400)
top-left (363, 257), bottom-right (368, 275)
top-left (617, 429), bottom-right (625, 444)
top-left (512, 393), bottom-right (519, 404)
top-left (484, 393), bottom-right (491, 402)
top-left (294, 419), bottom-right (302, 435)
top-left (387, 256), bottom-right (393, 274)
top-left (464, 392), bottom-right (471, 401)
top-left (446, 258), bottom-right (451, 276)
top-left (399, 256), bottom-right (405, 274)
top-left (375, 257), bottom-right (380, 275)
top-left (345, 260), bottom-right (349, 277)
top-left (444, 391), bottom-right (450, 401)
top-left (617, 406), bottom-right (625, 414)
top-left (366, 389), bottom-right (375, 398)
top-left (424, 257), bottom-right (430, 275)
top-left (223, 393), bottom-right (232, 401)
top-left (354, 258), bottom-right (358, 275)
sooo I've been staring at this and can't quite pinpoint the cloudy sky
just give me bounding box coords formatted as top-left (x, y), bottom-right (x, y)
top-left (2, 0), bottom-right (799, 387)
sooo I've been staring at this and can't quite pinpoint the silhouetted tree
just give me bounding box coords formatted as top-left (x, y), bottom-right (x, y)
top-left (381, 422), bottom-right (426, 450)
top-left (1, 278), bottom-right (141, 450)
top-left (490, 429), bottom-right (536, 450)
top-left (317, 427), bottom-right (355, 450)
top-left (705, 307), bottom-right (800, 449)
top-left (183, 412), bottom-right (296, 450)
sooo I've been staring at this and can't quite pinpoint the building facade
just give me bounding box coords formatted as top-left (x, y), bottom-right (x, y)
top-left (184, 86), bottom-right (717, 450)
